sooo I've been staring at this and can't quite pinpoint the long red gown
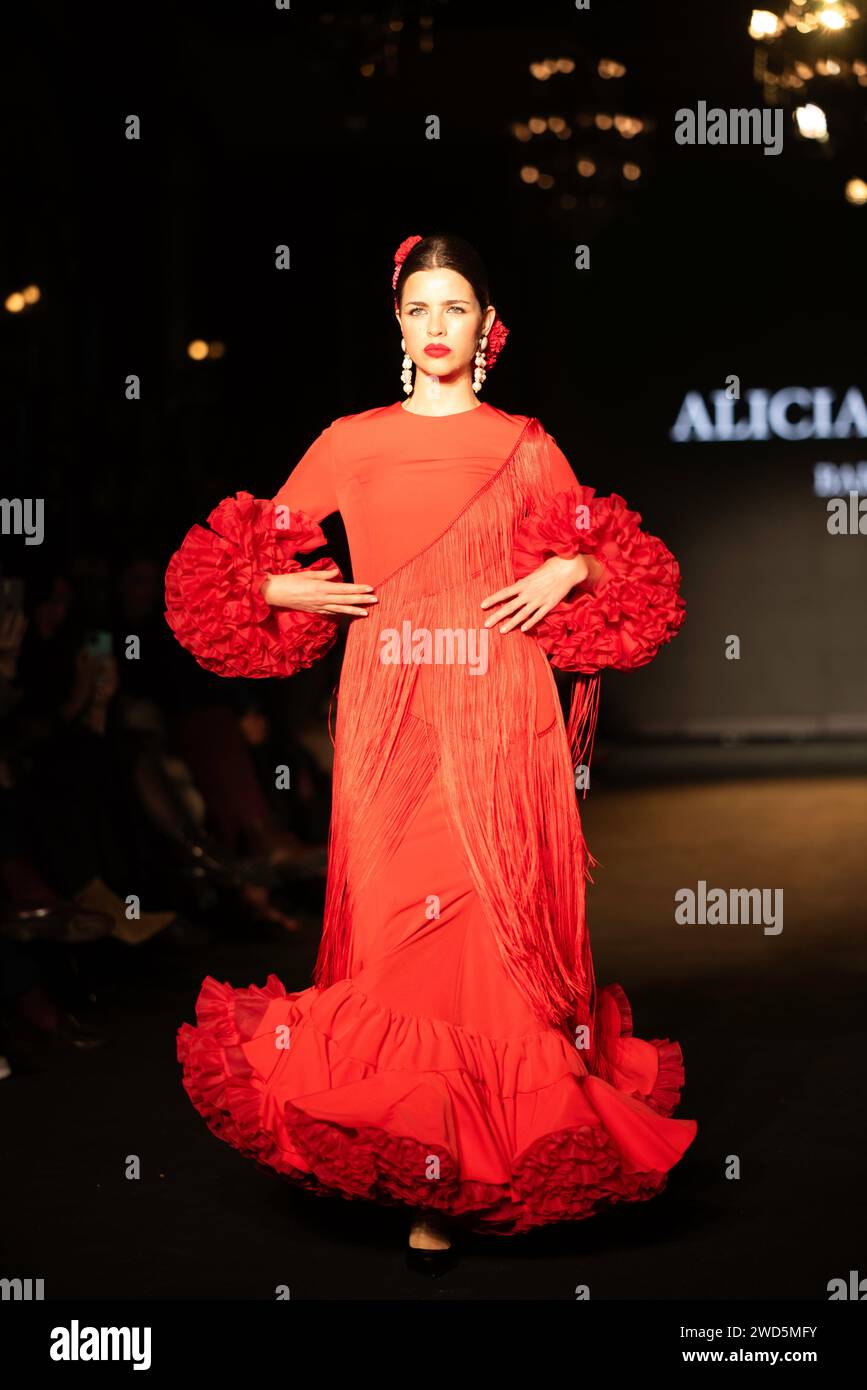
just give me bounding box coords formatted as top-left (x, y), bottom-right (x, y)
top-left (165, 398), bottom-right (697, 1235)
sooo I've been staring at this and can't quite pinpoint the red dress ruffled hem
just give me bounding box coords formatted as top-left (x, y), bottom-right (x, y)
top-left (176, 972), bottom-right (697, 1236)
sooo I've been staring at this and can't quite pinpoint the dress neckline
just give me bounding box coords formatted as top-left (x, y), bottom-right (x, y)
top-left (395, 399), bottom-right (489, 420)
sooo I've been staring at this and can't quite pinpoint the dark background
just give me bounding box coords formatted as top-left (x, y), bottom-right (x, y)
top-left (2, 0), bottom-right (866, 1310)
top-left (4, 0), bottom-right (865, 747)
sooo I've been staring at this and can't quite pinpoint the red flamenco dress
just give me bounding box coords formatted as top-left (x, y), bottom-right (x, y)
top-left (166, 400), bottom-right (697, 1236)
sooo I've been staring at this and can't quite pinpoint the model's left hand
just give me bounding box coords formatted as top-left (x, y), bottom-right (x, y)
top-left (480, 553), bottom-right (591, 634)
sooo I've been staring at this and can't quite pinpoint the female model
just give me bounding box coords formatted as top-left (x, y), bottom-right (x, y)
top-left (167, 232), bottom-right (697, 1274)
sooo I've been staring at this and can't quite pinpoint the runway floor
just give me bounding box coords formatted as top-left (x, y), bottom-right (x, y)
top-left (3, 773), bottom-right (865, 1301)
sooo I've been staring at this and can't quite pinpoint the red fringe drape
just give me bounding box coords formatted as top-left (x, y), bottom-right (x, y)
top-left (314, 418), bottom-right (600, 1061)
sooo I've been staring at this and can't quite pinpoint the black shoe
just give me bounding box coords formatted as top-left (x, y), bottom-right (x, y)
top-left (405, 1235), bottom-right (460, 1277)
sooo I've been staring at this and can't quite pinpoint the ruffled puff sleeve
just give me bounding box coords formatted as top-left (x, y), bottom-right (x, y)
top-left (164, 491), bottom-right (343, 678)
top-left (512, 484), bottom-right (686, 674)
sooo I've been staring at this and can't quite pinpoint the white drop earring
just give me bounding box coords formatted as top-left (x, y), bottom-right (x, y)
top-left (473, 336), bottom-right (488, 394)
top-left (400, 337), bottom-right (413, 395)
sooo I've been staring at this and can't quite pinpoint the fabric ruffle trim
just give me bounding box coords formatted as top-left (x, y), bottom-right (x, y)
top-left (176, 972), bottom-right (697, 1236)
top-left (512, 486), bottom-right (686, 674)
top-left (164, 491), bottom-right (342, 678)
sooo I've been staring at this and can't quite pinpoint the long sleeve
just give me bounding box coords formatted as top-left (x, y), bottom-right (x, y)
top-left (164, 425), bottom-right (343, 679)
top-left (271, 422), bottom-right (339, 524)
top-left (512, 433), bottom-right (686, 675)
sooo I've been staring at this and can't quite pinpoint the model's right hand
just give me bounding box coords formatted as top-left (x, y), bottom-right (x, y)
top-left (260, 569), bottom-right (378, 618)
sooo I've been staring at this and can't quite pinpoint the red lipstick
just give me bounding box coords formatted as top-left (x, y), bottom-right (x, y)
top-left (424, 345), bottom-right (451, 357)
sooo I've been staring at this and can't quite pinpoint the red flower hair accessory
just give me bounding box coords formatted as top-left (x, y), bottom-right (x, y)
top-left (392, 234), bottom-right (423, 302)
top-left (484, 316), bottom-right (509, 370)
top-left (391, 233), bottom-right (509, 371)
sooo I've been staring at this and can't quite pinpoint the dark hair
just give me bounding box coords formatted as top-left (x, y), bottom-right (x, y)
top-left (394, 233), bottom-right (491, 321)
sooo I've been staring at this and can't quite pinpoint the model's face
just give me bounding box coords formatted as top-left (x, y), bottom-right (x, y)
top-left (396, 268), bottom-right (495, 385)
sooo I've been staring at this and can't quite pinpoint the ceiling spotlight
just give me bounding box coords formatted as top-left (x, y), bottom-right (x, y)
top-left (794, 103), bottom-right (829, 139)
top-left (749, 9), bottom-right (784, 39)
